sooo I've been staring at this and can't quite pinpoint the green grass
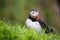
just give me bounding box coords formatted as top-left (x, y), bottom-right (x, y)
top-left (0, 20), bottom-right (60, 40)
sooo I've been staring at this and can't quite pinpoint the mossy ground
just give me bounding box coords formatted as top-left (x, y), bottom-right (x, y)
top-left (0, 21), bottom-right (60, 40)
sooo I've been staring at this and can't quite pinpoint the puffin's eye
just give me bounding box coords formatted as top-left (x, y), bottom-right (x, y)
top-left (33, 12), bottom-right (34, 14)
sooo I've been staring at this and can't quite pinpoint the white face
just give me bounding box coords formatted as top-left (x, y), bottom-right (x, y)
top-left (30, 11), bottom-right (39, 17)
top-left (30, 11), bottom-right (40, 21)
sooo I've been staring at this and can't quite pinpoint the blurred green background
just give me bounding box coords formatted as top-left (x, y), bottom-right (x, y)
top-left (0, 0), bottom-right (60, 33)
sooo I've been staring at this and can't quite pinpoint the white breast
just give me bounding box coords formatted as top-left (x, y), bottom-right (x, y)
top-left (26, 18), bottom-right (42, 32)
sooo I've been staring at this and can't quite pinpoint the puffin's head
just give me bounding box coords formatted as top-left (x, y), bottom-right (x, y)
top-left (30, 10), bottom-right (40, 21)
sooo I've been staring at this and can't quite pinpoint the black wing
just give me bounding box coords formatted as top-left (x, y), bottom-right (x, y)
top-left (38, 20), bottom-right (53, 34)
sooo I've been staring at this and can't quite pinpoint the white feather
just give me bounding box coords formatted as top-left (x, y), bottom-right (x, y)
top-left (26, 18), bottom-right (42, 32)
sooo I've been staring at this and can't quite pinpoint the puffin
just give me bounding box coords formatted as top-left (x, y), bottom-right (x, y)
top-left (26, 10), bottom-right (53, 33)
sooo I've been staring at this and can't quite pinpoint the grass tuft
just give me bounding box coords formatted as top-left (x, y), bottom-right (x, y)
top-left (0, 20), bottom-right (60, 40)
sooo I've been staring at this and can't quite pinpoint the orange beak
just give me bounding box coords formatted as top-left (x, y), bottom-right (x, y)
top-left (34, 15), bottom-right (40, 21)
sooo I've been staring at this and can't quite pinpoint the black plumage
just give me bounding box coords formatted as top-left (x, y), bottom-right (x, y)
top-left (29, 15), bottom-right (53, 34)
